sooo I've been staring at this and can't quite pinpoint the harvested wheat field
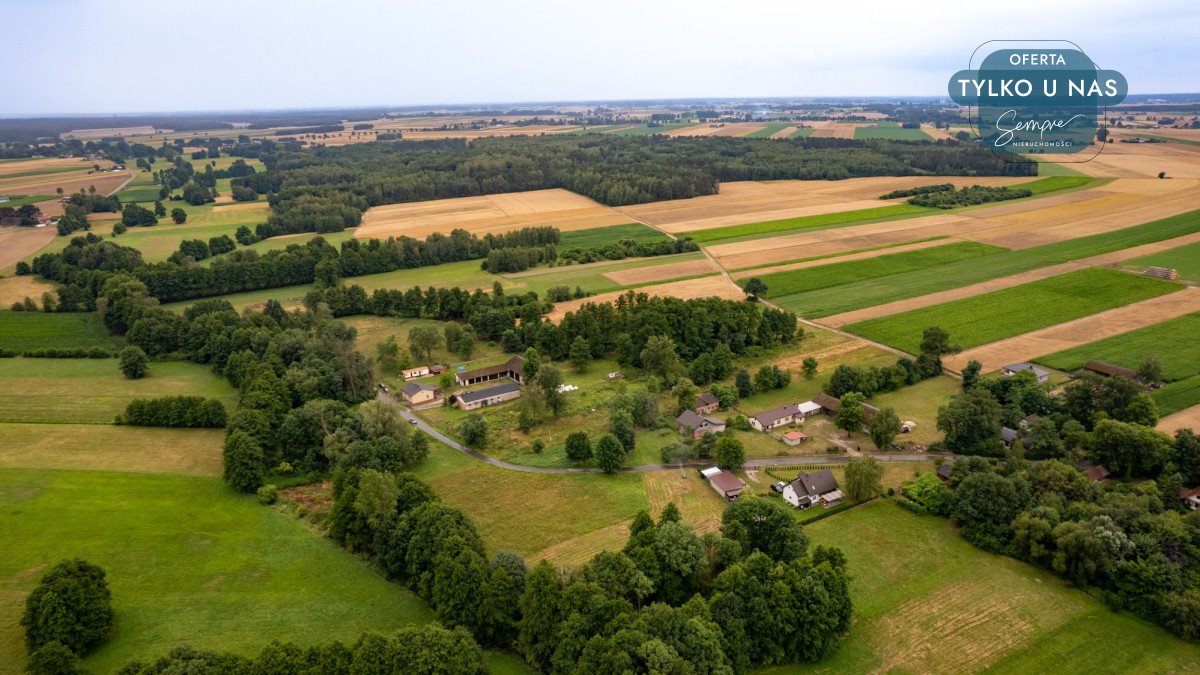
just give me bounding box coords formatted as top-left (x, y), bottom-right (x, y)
top-left (212, 201), bottom-right (270, 214)
top-left (0, 275), bottom-right (56, 307)
top-left (922, 124), bottom-right (957, 141)
top-left (547, 275), bottom-right (742, 320)
top-left (731, 238), bottom-right (956, 279)
top-left (0, 157), bottom-right (103, 177)
top-left (0, 169), bottom-right (131, 199)
top-left (708, 178), bottom-right (1200, 269)
top-left (615, 177), bottom-right (1037, 234)
top-left (943, 287), bottom-right (1200, 373)
top-left (1043, 140), bottom-right (1200, 179)
top-left (769, 126), bottom-right (800, 139)
top-left (665, 122), bottom-right (767, 137)
top-left (397, 125), bottom-right (581, 141)
top-left (1159, 405), bottom-right (1200, 436)
top-left (354, 188), bottom-right (629, 240)
top-left (602, 258), bottom-right (718, 285)
top-left (0, 226), bottom-right (56, 271)
top-left (810, 123), bottom-right (857, 139)
top-left (644, 471), bottom-right (727, 536)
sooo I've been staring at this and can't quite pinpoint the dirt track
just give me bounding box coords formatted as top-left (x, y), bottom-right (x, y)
top-left (942, 287), bottom-right (1199, 373)
top-left (1159, 405), bottom-right (1200, 435)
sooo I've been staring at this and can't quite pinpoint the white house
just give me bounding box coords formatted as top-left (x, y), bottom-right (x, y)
top-left (402, 365), bottom-right (431, 380)
top-left (782, 469), bottom-right (843, 509)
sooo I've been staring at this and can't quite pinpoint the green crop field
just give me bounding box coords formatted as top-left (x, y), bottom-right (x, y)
top-left (1028, 157), bottom-right (1088, 177)
top-left (0, 312), bottom-right (122, 351)
top-left (754, 242), bottom-right (1005, 298)
top-left (776, 209), bottom-right (1200, 318)
top-left (1035, 312), bottom-right (1200, 381)
top-left (853, 124), bottom-right (933, 141)
top-left (788, 127), bottom-right (815, 138)
top-left (1020, 175), bottom-right (1093, 195)
top-left (0, 469), bottom-right (435, 673)
top-left (773, 501), bottom-right (1200, 673)
top-left (746, 123), bottom-right (793, 138)
top-left (558, 222), bottom-right (668, 247)
top-left (688, 204), bottom-right (933, 245)
top-left (0, 358), bottom-right (237, 425)
top-left (845, 268), bottom-right (1182, 354)
top-left (1154, 375), bottom-right (1200, 417)
top-left (1122, 240), bottom-right (1200, 282)
top-left (0, 195), bottom-right (55, 207)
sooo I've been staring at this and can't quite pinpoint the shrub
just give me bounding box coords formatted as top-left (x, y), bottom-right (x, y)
top-left (118, 346), bottom-right (149, 379)
top-left (21, 559), bottom-right (114, 655)
top-left (257, 484), bottom-right (279, 505)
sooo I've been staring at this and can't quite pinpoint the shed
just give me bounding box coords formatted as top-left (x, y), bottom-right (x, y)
top-left (702, 468), bottom-right (747, 500)
top-left (1083, 360), bottom-right (1138, 380)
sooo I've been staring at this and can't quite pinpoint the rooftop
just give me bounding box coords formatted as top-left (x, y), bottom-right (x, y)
top-left (455, 380), bottom-right (520, 404)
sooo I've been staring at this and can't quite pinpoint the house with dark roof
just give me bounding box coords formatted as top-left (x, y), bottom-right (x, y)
top-left (1076, 463), bottom-right (1111, 482)
top-left (456, 356), bottom-right (524, 387)
top-left (401, 382), bottom-right (440, 407)
top-left (782, 469), bottom-right (843, 509)
top-left (1002, 362), bottom-right (1049, 383)
top-left (695, 391), bottom-right (720, 415)
top-left (449, 381), bottom-right (521, 410)
top-left (701, 467), bottom-right (746, 500)
top-left (1083, 360), bottom-right (1138, 380)
top-left (749, 403), bottom-right (800, 431)
top-left (677, 410), bottom-right (725, 438)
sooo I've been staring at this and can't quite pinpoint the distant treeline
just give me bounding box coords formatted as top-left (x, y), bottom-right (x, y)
top-left (273, 124), bottom-right (345, 136)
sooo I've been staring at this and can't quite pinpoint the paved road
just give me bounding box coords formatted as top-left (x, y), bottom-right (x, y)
top-left (393, 396), bottom-right (945, 475)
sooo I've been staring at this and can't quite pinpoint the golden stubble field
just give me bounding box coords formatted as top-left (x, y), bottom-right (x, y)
top-left (705, 177), bottom-right (1200, 270)
top-left (352, 188), bottom-right (630, 240)
top-left (664, 122), bottom-right (766, 137)
top-left (615, 176), bottom-right (1039, 234)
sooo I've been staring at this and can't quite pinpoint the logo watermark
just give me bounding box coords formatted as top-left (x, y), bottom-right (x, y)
top-left (948, 41), bottom-right (1127, 160)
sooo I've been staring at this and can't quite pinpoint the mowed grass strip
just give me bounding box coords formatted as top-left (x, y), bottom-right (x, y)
top-left (1154, 375), bottom-right (1200, 417)
top-left (0, 469), bottom-right (434, 672)
top-left (0, 423), bottom-right (224, 476)
top-left (780, 501), bottom-right (1200, 674)
top-left (0, 358), bottom-right (237, 424)
top-left (745, 123), bottom-right (793, 138)
top-left (1036, 312), bottom-right (1200, 381)
top-left (558, 222), bottom-right (668, 247)
top-left (844, 268), bottom-right (1182, 354)
top-left (0, 311), bottom-right (122, 351)
top-left (778, 208), bottom-right (1200, 318)
top-left (688, 204), bottom-right (933, 244)
top-left (753, 242), bottom-right (1005, 298)
top-left (1122, 240), bottom-right (1200, 282)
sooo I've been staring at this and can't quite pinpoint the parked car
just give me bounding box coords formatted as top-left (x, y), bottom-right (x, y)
top-left (378, 382), bottom-right (390, 393)
top-left (770, 481), bottom-right (787, 493)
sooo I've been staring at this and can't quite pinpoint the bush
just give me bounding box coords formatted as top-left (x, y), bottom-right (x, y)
top-left (21, 559), bottom-right (114, 655)
top-left (257, 484), bottom-right (279, 505)
top-left (118, 346), bottom-right (149, 379)
top-left (26, 641), bottom-right (82, 674)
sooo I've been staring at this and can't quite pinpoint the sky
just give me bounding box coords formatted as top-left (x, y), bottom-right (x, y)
top-left (1, 0), bottom-right (1197, 116)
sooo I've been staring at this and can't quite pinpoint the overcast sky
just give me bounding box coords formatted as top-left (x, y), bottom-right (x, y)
top-left (2, 0), bottom-right (1197, 116)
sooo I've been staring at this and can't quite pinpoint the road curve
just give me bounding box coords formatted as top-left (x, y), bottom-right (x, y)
top-left (394, 399), bottom-right (945, 475)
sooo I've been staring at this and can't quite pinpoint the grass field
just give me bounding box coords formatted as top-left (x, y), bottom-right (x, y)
top-left (0, 195), bottom-right (55, 207)
top-left (687, 204), bottom-right (933, 244)
top-left (1035, 312), bottom-right (1200, 381)
top-left (845, 268), bottom-right (1182, 354)
top-left (1154, 375), bottom-right (1200, 417)
top-left (558, 222), bottom-right (669, 247)
top-left (0, 469), bottom-right (435, 673)
top-left (1122, 240), bottom-right (1200, 281)
top-left (0, 358), bottom-right (236, 424)
top-left (777, 208), bottom-right (1200, 318)
top-left (0, 312), bottom-right (122, 351)
top-left (853, 124), bottom-right (932, 141)
top-left (1029, 157), bottom-right (1089, 177)
top-left (0, 424), bottom-right (224, 476)
top-left (772, 501), bottom-right (1200, 673)
top-left (788, 127), bottom-right (815, 138)
top-left (608, 122), bottom-right (698, 136)
top-left (754, 242), bottom-right (1005, 298)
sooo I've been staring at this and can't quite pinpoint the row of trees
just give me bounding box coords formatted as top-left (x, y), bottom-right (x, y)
top-left (115, 396), bottom-right (228, 428)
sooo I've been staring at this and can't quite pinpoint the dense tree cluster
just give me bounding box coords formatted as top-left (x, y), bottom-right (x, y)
top-left (115, 396), bottom-right (228, 428)
top-left (324, 465), bottom-right (850, 673)
top-left (907, 184), bottom-right (1033, 208)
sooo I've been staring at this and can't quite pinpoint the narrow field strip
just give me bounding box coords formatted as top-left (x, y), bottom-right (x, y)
top-left (941, 288), bottom-right (1199, 373)
top-left (845, 268), bottom-right (1184, 355)
top-left (1034, 311), bottom-right (1200, 380)
top-left (749, 242), bottom-right (1004, 297)
top-left (687, 204), bottom-right (932, 244)
top-left (730, 236), bottom-right (951, 276)
top-left (0, 423), bottom-right (224, 476)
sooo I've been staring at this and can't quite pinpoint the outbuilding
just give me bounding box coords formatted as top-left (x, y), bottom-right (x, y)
top-left (449, 381), bottom-right (521, 411)
top-left (701, 467), bottom-right (746, 501)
